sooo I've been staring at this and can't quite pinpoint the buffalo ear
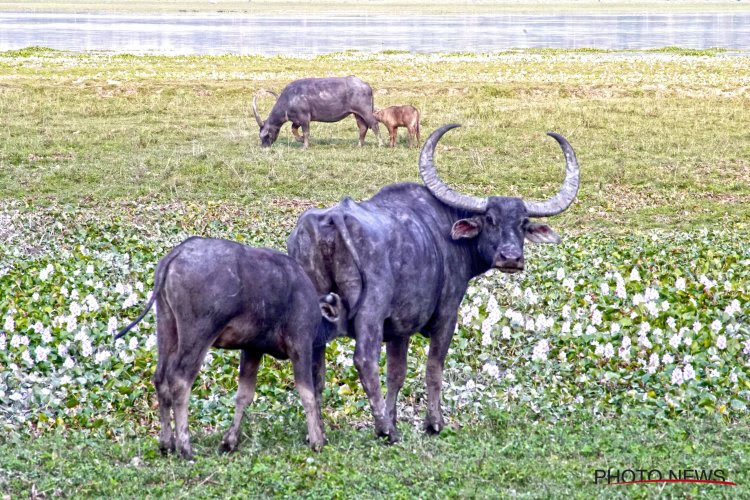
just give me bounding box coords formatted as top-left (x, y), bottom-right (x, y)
top-left (525, 222), bottom-right (561, 244)
top-left (451, 217), bottom-right (482, 240)
top-left (320, 293), bottom-right (344, 323)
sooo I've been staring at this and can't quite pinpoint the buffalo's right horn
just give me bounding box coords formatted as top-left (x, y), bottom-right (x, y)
top-left (419, 124), bottom-right (488, 213)
top-left (522, 132), bottom-right (580, 217)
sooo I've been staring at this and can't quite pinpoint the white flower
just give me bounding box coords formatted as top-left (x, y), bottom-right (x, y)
top-left (145, 334), bottom-right (157, 350)
top-left (572, 323), bottom-right (583, 337)
top-left (600, 282), bottom-right (610, 296)
top-left (0, 334), bottom-right (5, 351)
top-left (615, 280), bottom-right (627, 300)
top-left (85, 294), bottom-right (100, 313)
top-left (60, 375), bottom-right (72, 385)
top-left (647, 353), bottom-right (660, 374)
top-left (531, 339), bottom-right (550, 362)
top-left (731, 372), bottom-right (739, 384)
top-left (465, 379), bottom-right (476, 391)
top-left (661, 300), bottom-right (670, 311)
top-left (86, 264), bottom-right (94, 275)
top-left (561, 321), bottom-right (570, 334)
top-left (481, 330), bottom-right (492, 346)
top-left (603, 343), bottom-right (614, 359)
top-left (632, 293), bottom-right (644, 306)
top-left (562, 278), bottom-right (575, 292)
top-left (610, 323), bottom-right (621, 335)
top-left (644, 287), bottom-right (659, 302)
top-left (683, 336), bottom-right (692, 347)
top-left (561, 305), bottom-right (571, 319)
top-left (34, 345), bottom-right (50, 362)
top-left (675, 277), bottom-right (686, 291)
top-left (482, 362), bottom-right (500, 379)
top-left (39, 263), bottom-right (54, 280)
top-left (638, 334), bottom-right (652, 349)
top-left (60, 286), bottom-right (68, 297)
top-left (81, 339), bottom-right (93, 357)
top-left (666, 316), bottom-right (676, 330)
top-left (662, 353), bottom-right (674, 365)
top-left (683, 363), bottom-right (695, 381)
top-left (671, 367), bottom-right (684, 385)
top-left (501, 326), bottom-right (511, 339)
top-left (21, 350), bottom-right (34, 366)
top-left (523, 289), bottom-right (538, 305)
top-left (707, 368), bottom-right (719, 379)
top-left (57, 343), bottom-right (68, 357)
top-left (692, 321), bottom-right (702, 333)
top-left (556, 267), bottom-right (565, 281)
top-left (128, 336), bottom-right (138, 351)
top-left (94, 350), bottom-right (111, 364)
top-left (629, 268), bottom-right (641, 281)
top-left (710, 320), bottom-right (722, 334)
top-left (724, 299), bottom-right (741, 316)
top-left (668, 333), bottom-right (682, 349)
top-left (585, 325), bottom-right (596, 335)
top-left (32, 292), bottom-right (39, 301)
top-left (3, 315), bottom-right (14, 333)
top-left (122, 292), bottom-right (139, 309)
top-left (591, 309), bottom-right (602, 326)
top-left (716, 335), bottom-right (727, 350)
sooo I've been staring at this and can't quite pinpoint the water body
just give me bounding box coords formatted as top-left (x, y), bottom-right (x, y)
top-left (0, 12), bottom-right (748, 55)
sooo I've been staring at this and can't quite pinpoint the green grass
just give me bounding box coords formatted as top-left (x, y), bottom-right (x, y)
top-left (1, 49), bottom-right (749, 232)
top-left (1, 411), bottom-right (747, 498)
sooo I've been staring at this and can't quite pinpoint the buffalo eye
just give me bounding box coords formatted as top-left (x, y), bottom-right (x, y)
top-left (485, 214), bottom-right (496, 225)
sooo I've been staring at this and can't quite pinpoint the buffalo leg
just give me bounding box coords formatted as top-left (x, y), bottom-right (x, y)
top-left (354, 114), bottom-right (368, 147)
top-left (385, 337), bottom-right (410, 431)
top-left (219, 350), bottom-right (262, 453)
top-left (301, 122), bottom-right (311, 149)
top-left (291, 123), bottom-right (304, 143)
top-left (353, 316), bottom-right (396, 442)
top-left (169, 323), bottom-right (213, 460)
top-left (290, 349), bottom-right (325, 450)
top-left (312, 343), bottom-right (327, 409)
top-left (388, 125), bottom-right (397, 148)
top-left (424, 316), bottom-right (458, 434)
top-left (153, 295), bottom-right (177, 455)
top-left (368, 118), bottom-right (383, 147)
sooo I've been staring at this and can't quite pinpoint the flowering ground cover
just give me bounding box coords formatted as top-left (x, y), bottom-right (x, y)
top-left (1, 48), bottom-right (749, 496)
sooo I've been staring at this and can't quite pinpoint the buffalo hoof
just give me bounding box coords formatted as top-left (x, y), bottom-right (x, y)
top-left (176, 443), bottom-right (194, 461)
top-left (305, 432), bottom-right (327, 452)
top-left (219, 439), bottom-right (237, 454)
top-left (423, 415), bottom-right (444, 435)
top-left (158, 439), bottom-right (175, 456)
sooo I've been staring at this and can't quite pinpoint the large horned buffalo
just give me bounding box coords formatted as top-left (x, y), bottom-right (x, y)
top-left (287, 124), bottom-right (580, 441)
top-left (253, 76), bottom-right (382, 149)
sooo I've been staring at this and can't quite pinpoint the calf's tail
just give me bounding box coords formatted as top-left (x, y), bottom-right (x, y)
top-left (113, 241), bottom-right (186, 340)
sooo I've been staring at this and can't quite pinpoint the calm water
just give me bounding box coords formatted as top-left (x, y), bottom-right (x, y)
top-left (1, 12), bottom-right (749, 55)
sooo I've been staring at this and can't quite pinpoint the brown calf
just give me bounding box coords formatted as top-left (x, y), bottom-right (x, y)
top-left (373, 105), bottom-right (421, 147)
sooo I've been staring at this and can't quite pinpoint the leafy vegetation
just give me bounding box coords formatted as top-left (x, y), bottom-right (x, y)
top-left (1, 49), bottom-right (749, 496)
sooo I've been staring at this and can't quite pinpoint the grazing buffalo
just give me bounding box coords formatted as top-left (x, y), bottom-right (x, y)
top-left (287, 124), bottom-right (580, 441)
top-left (115, 237), bottom-right (347, 459)
top-left (374, 105), bottom-right (421, 147)
top-left (253, 76), bottom-right (382, 149)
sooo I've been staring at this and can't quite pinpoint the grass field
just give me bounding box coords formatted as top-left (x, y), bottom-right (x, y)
top-left (1, 47), bottom-right (750, 497)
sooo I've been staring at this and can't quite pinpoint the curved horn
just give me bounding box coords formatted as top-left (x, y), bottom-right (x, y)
top-left (523, 132), bottom-right (580, 217)
top-left (252, 94), bottom-right (264, 128)
top-left (419, 124), bottom-right (488, 213)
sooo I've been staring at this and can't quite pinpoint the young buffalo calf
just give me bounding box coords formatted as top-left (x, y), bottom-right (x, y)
top-left (115, 237), bottom-right (346, 459)
top-left (373, 105), bottom-right (421, 147)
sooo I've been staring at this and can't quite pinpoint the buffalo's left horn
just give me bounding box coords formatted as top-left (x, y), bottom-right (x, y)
top-left (419, 124), bottom-right (488, 213)
top-left (522, 132), bottom-right (580, 218)
top-left (252, 94), bottom-right (264, 128)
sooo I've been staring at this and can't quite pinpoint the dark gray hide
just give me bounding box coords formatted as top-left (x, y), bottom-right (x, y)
top-left (115, 237), bottom-right (346, 458)
top-left (287, 124), bottom-right (580, 441)
top-left (253, 76), bottom-right (382, 148)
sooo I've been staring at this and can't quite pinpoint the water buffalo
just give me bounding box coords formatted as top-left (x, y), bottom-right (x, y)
top-left (374, 105), bottom-right (421, 147)
top-left (287, 124), bottom-right (580, 441)
top-left (253, 76), bottom-right (382, 149)
top-left (115, 237), bottom-right (347, 459)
